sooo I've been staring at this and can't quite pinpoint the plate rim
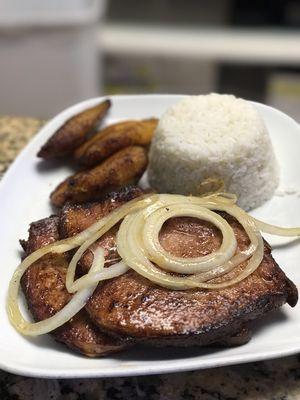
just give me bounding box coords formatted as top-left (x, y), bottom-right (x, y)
top-left (1, 344), bottom-right (300, 379)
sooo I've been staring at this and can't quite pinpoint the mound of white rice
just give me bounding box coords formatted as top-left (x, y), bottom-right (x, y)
top-left (148, 94), bottom-right (279, 210)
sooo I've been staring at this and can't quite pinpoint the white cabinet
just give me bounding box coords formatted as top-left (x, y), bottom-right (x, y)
top-left (0, 0), bottom-right (107, 118)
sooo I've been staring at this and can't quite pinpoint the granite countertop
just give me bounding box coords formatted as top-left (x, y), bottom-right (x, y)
top-left (0, 116), bottom-right (299, 400)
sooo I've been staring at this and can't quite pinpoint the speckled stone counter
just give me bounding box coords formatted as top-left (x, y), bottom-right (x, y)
top-left (0, 116), bottom-right (299, 400)
top-left (0, 116), bottom-right (44, 178)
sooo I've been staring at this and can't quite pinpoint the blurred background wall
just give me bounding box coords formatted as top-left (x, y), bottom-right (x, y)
top-left (0, 0), bottom-right (299, 120)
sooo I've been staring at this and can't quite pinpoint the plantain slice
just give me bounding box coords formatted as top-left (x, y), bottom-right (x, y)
top-left (74, 118), bottom-right (158, 167)
top-left (50, 146), bottom-right (148, 207)
top-left (38, 99), bottom-right (111, 159)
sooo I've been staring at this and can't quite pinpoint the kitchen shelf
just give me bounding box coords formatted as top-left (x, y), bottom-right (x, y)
top-left (100, 23), bottom-right (300, 65)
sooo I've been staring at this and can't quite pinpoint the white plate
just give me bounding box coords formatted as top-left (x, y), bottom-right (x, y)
top-left (1, 95), bottom-right (300, 379)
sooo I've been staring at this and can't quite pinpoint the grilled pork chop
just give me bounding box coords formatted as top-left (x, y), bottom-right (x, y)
top-left (86, 214), bottom-right (297, 345)
top-left (20, 187), bottom-right (298, 354)
top-left (21, 216), bottom-right (125, 357)
top-left (58, 186), bottom-right (143, 272)
top-left (60, 187), bottom-right (298, 346)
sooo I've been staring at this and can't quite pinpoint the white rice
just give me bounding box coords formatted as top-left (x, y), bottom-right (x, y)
top-left (148, 94), bottom-right (279, 210)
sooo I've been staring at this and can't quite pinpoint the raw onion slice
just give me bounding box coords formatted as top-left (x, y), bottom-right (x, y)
top-left (9, 190), bottom-right (298, 337)
top-left (117, 198), bottom-right (262, 290)
top-left (7, 247), bottom-right (104, 336)
top-left (142, 203), bottom-right (237, 274)
top-left (68, 261), bottom-right (129, 293)
top-left (252, 218), bottom-right (300, 237)
top-left (66, 194), bottom-right (158, 292)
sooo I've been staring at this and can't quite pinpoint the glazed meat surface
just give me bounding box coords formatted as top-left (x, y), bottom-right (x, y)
top-left (59, 186), bottom-right (143, 238)
top-left (59, 189), bottom-right (297, 346)
top-left (21, 216), bottom-right (125, 357)
top-left (21, 187), bottom-right (298, 353)
top-left (86, 213), bottom-right (297, 345)
top-left (59, 186), bottom-right (143, 272)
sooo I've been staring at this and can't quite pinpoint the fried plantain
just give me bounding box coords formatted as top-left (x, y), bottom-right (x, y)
top-left (74, 118), bottom-right (158, 167)
top-left (37, 99), bottom-right (111, 159)
top-left (50, 146), bottom-right (148, 207)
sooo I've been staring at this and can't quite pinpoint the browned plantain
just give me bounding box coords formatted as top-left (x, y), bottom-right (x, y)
top-left (74, 118), bottom-right (158, 167)
top-left (38, 99), bottom-right (111, 159)
top-left (50, 146), bottom-right (148, 207)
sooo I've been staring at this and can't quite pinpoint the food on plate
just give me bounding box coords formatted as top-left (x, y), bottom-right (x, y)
top-left (8, 187), bottom-right (299, 357)
top-left (59, 187), bottom-right (143, 272)
top-left (50, 146), bottom-right (148, 207)
top-left (74, 118), bottom-right (158, 167)
top-left (37, 99), bottom-right (111, 159)
top-left (148, 94), bottom-right (279, 210)
top-left (59, 186), bottom-right (143, 238)
top-left (6, 95), bottom-right (300, 358)
top-left (20, 216), bottom-right (124, 357)
top-left (85, 196), bottom-right (297, 344)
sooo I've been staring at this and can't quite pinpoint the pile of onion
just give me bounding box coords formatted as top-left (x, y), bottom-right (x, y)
top-left (7, 193), bottom-right (300, 336)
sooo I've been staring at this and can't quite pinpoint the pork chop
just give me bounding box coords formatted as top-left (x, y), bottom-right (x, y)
top-left (60, 188), bottom-right (297, 346)
top-left (21, 216), bottom-right (125, 357)
top-left (85, 213), bottom-right (297, 345)
top-left (20, 187), bottom-right (298, 352)
top-left (59, 186), bottom-right (143, 273)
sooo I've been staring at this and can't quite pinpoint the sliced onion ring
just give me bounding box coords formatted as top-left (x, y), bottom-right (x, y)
top-left (117, 197), bottom-right (262, 290)
top-left (66, 194), bottom-right (158, 292)
top-left (68, 261), bottom-right (129, 293)
top-left (7, 247), bottom-right (104, 336)
top-left (252, 218), bottom-right (300, 237)
top-left (8, 191), bottom-right (300, 338)
top-left (6, 194), bottom-right (158, 336)
top-left (142, 203), bottom-right (237, 274)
